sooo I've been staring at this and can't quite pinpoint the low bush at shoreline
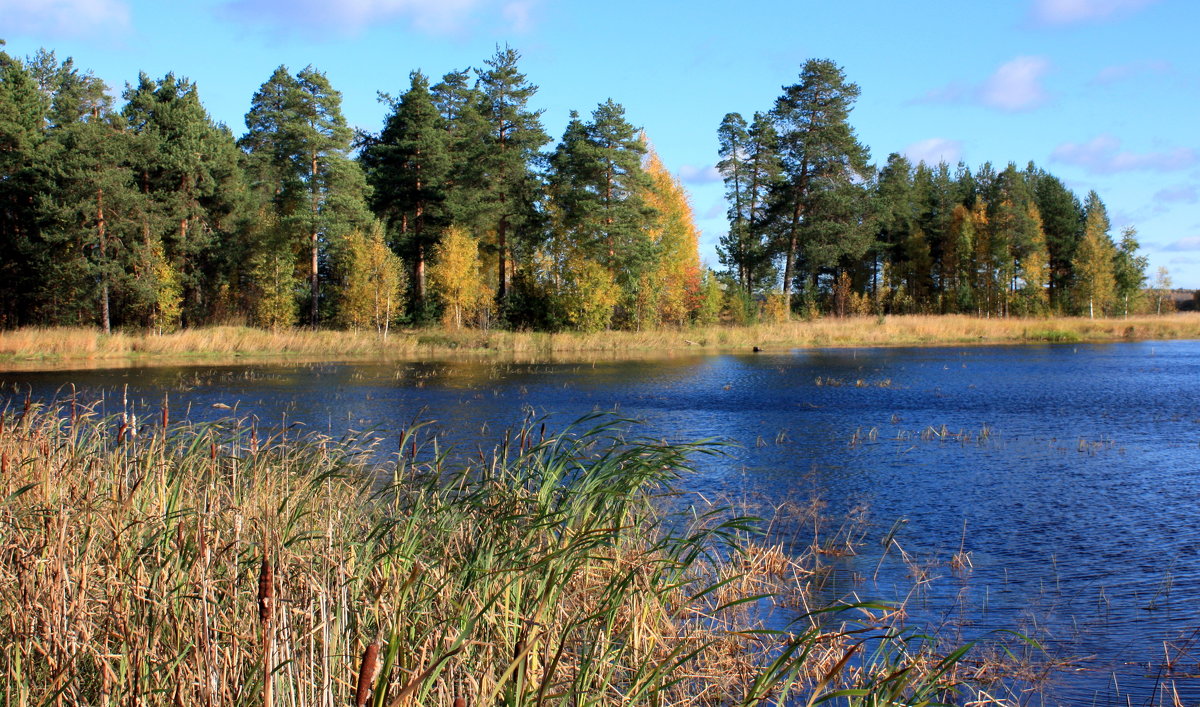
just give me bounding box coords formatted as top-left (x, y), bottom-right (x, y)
top-left (0, 313), bottom-right (1198, 370)
top-left (0, 403), bottom-right (1002, 705)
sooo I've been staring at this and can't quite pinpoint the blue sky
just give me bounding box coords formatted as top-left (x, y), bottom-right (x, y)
top-left (4, 0), bottom-right (1198, 287)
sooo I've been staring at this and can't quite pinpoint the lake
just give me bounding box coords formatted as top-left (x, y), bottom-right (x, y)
top-left (4, 341), bottom-right (1199, 704)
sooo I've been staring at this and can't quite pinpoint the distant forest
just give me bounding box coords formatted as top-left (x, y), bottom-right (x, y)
top-left (0, 43), bottom-right (1160, 334)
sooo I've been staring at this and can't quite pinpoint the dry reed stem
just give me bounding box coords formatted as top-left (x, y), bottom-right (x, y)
top-left (0, 403), bottom-right (1022, 706)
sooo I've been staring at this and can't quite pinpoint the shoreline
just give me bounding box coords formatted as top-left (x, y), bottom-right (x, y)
top-left (1, 313), bottom-right (1198, 371)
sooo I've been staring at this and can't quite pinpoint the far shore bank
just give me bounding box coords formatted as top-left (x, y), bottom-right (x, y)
top-left (1, 313), bottom-right (1198, 371)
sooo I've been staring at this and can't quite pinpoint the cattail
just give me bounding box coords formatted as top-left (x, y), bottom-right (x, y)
top-left (210, 441), bottom-right (217, 460)
top-left (453, 698), bottom-right (466, 707)
top-left (258, 558), bottom-right (274, 623)
top-left (259, 557), bottom-right (274, 707)
top-left (1, 452), bottom-right (7, 475)
top-left (354, 641), bottom-right (380, 707)
top-left (161, 396), bottom-right (169, 428)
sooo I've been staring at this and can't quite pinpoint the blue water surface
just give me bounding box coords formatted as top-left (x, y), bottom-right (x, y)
top-left (5, 341), bottom-right (1199, 705)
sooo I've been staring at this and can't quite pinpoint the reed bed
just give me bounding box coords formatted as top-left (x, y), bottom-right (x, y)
top-left (1, 314), bottom-right (1198, 369)
top-left (0, 401), bottom-right (1007, 706)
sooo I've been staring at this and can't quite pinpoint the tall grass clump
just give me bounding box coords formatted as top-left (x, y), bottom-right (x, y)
top-left (0, 402), bottom-right (995, 705)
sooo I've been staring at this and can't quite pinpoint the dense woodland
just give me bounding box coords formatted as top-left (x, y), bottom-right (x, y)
top-left (0, 43), bottom-right (1158, 335)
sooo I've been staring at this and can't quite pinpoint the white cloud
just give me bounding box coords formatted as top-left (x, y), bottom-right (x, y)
top-left (1051, 135), bottom-right (1197, 174)
top-left (679, 165), bottom-right (722, 185)
top-left (1030, 0), bottom-right (1159, 25)
top-left (1162, 237), bottom-right (1200, 252)
top-left (219, 0), bottom-right (530, 36)
top-left (978, 56), bottom-right (1052, 111)
top-left (702, 202), bottom-right (726, 220)
top-left (916, 56), bottom-right (1051, 112)
top-left (0, 0), bottom-right (131, 39)
top-left (1092, 59), bottom-right (1172, 85)
top-left (502, 0), bottom-right (537, 32)
top-left (903, 138), bottom-right (964, 166)
top-left (1154, 186), bottom-right (1198, 204)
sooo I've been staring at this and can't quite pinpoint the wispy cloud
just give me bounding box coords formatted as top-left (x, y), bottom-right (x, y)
top-left (702, 202), bottom-right (726, 220)
top-left (1154, 185), bottom-right (1198, 204)
top-left (979, 56), bottom-right (1052, 111)
top-left (903, 138), bottom-right (964, 166)
top-left (0, 0), bottom-right (131, 40)
top-left (916, 56), bottom-right (1051, 112)
top-left (679, 165), bottom-right (722, 185)
top-left (1162, 237), bottom-right (1200, 252)
top-left (1091, 59), bottom-right (1172, 85)
top-left (1050, 134), bottom-right (1197, 174)
top-left (218, 0), bottom-right (534, 37)
top-left (1029, 0), bottom-right (1160, 26)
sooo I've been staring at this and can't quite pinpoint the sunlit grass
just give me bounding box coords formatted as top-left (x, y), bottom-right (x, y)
top-left (0, 402), bottom-right (1009, 705)
top-left (0, 313), bottom-right (1197, 369)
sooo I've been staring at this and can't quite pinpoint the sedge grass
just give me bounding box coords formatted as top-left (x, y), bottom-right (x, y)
top-left (1, 314), bottom-right (1199, 370)
top-left (0, 401), bottom-right (1012, 705)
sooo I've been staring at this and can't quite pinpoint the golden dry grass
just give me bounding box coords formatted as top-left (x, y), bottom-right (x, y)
top-left (1, 313), bottom-right (1195, 370)
top-left (0, 404), bottom-right (1008, 705)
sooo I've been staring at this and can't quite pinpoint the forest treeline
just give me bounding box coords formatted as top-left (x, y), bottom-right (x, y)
top-left (0, 43), bottom-right (1158, 335)
top-left (717, 59), bottom-right (1161, 321)
top-left (0, 42), bottom-right (707, 333)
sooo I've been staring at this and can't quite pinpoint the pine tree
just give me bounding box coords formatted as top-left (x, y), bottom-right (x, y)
top-left (241, 65), bottom-right (370, 328)
top-left (474, 47), bottom-right (549, 306)
top-left (0, 47), bottom-right (52, 325)
top-left (1112, 226), bottom-right (1148, 316)
top-left (770, 59), bottom-right (872, 310)
top-left (362, 71), bottom-right (451, 311)
top-left (122, 72), bottom-right (246, 326)
top-left (717, 111), bottom-right (779, 295)
top-left (548, 101), bottom-right (655, 299)
top-left (1032, 171), bottom-right (1083, 310)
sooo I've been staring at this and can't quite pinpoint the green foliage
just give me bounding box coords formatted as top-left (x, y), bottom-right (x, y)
top-left (241, 64), bottom-right (371, 327)
top-left (1113, 226), bottom-right (1148, 316)
top-left (771, 59), bottom-right (873, 306)
top-left (361, 71), bottom-right (450, 311)
top-left (694, 269), bottom-right (724, 326)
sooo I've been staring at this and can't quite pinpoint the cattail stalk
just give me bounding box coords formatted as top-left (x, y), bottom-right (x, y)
top-left (259, 557), bottom-right (274, 707)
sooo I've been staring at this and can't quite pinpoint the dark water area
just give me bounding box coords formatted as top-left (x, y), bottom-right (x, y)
top-left (5, 341), bottom-right (1200, 705)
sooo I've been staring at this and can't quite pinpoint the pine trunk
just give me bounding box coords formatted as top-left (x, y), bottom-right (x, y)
top-left (310, 152), bottom-right (320, 329)
top-left (97, 188), bottom-right (110, 335)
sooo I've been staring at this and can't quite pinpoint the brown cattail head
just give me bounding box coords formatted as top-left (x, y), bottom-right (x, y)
top-left (453, 698), bottom-right (466, 707)
top-left (1, 452), bottom-right (7, 475)
top-left (257, 557), bottom-right (274, 624)
top-left (353, 641), bottom-right (381, 707)
top-left (210, 442), bottom-right (217, 460)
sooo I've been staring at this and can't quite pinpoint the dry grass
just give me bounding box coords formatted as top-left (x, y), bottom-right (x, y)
top-left (1, 314), bottom-right (1198, 370)
top-left (0, 402), bottom-right (1011, 706)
